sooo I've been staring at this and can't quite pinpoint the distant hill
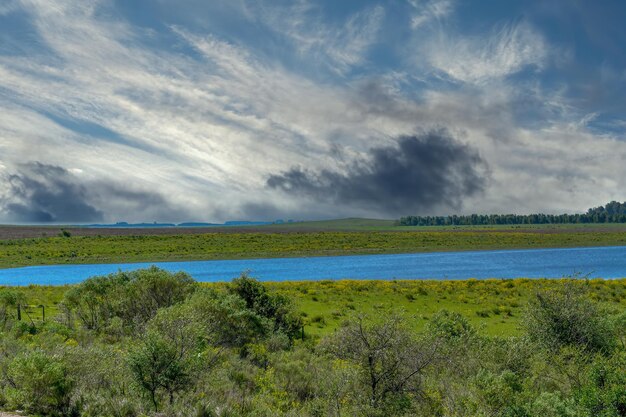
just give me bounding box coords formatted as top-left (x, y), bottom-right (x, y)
top-left (177, 222), bottom-right (221, 227)
top-left (88, 222), bottom-right (177, 228)
top-left (224, 221), bottom-right (274, 226)
top-left (86, 220), bottom-right (277, 228)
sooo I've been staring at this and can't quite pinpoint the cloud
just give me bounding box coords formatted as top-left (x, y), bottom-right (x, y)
top-left (0, 0), bottom-right (19, 15)
top-left (1, 162), bottom-right (103, 223)
top-left (427, 21), bottom-right (547, 84)
top-left (408, 0), bottom-right (454, 30)
top-left (0, 162), bottom-right (188, 223)
top-left (267, 131), bottom-right (488, 216)
top-left (0, 0), bottom-right (624, 223)
top-left (253, 1), bottom-right (384, 74)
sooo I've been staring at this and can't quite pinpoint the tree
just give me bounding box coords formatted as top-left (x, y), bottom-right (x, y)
top-left (61, 273), bottom-right (128, 330)
top-left (322, 313), bottom-right (438, 412)
top-left (0, 289), bottom-right (26, 329)
top-left (62, 267), bottom-right (197, 331)
top-left (123, 267), bottom-right (197, 326)
top-left (128, 332), bottom-right (191, 410)
top-left (229, 274), bottom-right (302, 339)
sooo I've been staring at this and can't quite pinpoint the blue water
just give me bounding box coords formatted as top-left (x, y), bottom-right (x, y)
top-left (1, 246), bottom-right (626, 286)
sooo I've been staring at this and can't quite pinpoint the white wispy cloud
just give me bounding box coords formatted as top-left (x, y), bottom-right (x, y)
top-left (408, 0), bottom-right (454, 29)
top-left (426, 21), bottom-right (547, 84)
top-left (253, 1), bottom-right (384, 74)
top-left (0, 0), bottom-right (19, 15)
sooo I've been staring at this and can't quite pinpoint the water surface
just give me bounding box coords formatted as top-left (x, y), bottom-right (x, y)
top-left (1, 245), bottom-right (625, 286)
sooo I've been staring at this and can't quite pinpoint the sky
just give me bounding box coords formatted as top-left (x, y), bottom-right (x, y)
top-left (1, 0), bottom-right (625, 223)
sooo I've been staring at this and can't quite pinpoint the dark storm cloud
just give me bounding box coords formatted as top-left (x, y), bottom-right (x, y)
top-left (267, 131), bottom-right (488, 215)
top-left (0, 162), bottom-right (188, 223)
top-left (2, 162), bottom-right (103, 223)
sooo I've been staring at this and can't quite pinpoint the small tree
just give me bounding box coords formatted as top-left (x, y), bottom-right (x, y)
top-left (124, 267), bottom-right (197, 326)
top-left (322, 313), bottom-right (438, 411)
top-left (0, 289), bottom-right (26, 329)
top-left (62, 273), bottom-right (128, 330)
top-left (187, 289), bottom-right (268, 348)
top-left (128, 332), bottom-right (191, 410)
top-left (229, 274), bottom-right (302, 339)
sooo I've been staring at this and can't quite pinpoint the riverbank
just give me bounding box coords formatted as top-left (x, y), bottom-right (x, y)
top-left (3, 229), bottom-right (626, 269)
top-left (5, 278), bottom-right (626, 337)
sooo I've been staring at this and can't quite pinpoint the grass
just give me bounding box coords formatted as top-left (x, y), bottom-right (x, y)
top-left (2, 229), bottom-right (626, 269)
top-left (268, 278), bottom-right (626, 337)
top-left (6, 278), bottom-right (626, 338)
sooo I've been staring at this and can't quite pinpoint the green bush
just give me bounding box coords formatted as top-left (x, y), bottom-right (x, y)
top-left (229, 274), bottom-right (303, 339)
top-left (128, 332), bottom-right (192, 411)
top-left (523, 281), bottom-right (615, 353)
top-left (427, 309), bottom-right (476, 341)
top-left (185, 289), bottom-right (269, 347)
top-left (5, 349), bottom-right (74, 416)
top-left (62, 267), bottom-right (197, 331)
top-left (575, 353), bottom-right (626, 417)
top-left (529, 392), bottom-right (576, 417)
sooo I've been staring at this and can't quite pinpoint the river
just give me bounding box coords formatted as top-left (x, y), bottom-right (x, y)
top-left (1, 245), bottom-right (625, 285)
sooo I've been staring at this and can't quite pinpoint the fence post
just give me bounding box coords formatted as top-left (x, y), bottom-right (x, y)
top-left (17, 304), bottom-right (21, 321)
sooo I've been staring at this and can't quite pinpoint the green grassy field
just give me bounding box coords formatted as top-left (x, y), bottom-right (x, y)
top-left (6, 278), bottom-right (626, 338)
top-left (271, 278), bottom-right (626, 337)
top-left (3, 229), bottom-right (626, 269)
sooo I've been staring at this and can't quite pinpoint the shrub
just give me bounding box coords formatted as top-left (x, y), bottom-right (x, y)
top-left (523, 281), bottom-right (615, 353)
top-left (529, 392), bottom-right (576, 417)
top-left (5, 350), bottom-right (74, 416)
top-left (428, 309), bottom-right (476, 341)
top-left (0, 289), bottom-right (25, 330)
top-left (62, 267), bottom-right (197, 331)
top-left (186, 289), bottom-right (268, 348)
top-left (128, 332), bottom-right (191, 411)
top-left (229, 275), bottom-right (302, 339)
top-left (322, 313), bottom-right (437, 411)
top-left (575, 352), bottom-right (626, 417)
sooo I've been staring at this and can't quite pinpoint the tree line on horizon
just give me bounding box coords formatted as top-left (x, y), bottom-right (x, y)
top-left (398, 201), bottom-right (626, 226)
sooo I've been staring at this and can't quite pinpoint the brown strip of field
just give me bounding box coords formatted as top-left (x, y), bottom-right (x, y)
top-left (0, 225), bottom-right (286, 239)
top-left (2, 223), bottom-right (626, 240)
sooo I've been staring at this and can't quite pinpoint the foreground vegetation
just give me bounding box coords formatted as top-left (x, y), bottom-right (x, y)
top-left (6, 277), bottom-right (626, 338)
top-left (0, 271), bottom-right (625, 416)
top-left (3, 229), bottom-right (626, 268)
